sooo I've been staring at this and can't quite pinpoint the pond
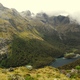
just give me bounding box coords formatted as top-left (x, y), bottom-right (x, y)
top-left (50, 56), bottom-right (80, 68)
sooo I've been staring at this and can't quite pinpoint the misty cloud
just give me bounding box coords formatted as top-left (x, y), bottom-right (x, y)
top-left (69, 12), bottom-right (80, 24)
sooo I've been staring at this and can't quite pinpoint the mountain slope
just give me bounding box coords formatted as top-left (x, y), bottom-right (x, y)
top-left (0, 3), bottom-right (80, 68)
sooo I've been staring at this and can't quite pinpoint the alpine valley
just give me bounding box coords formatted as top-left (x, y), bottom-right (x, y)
top-left (0, 3), bottom-right (80, 80)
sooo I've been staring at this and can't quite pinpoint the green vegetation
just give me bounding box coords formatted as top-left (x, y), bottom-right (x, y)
top-left (0, 66), bottom-right (71, 80)
top-left (0, 4), bottom-right (80, 80)
top-left (0, 35), bottom-right (64, 68)
top-left (25, 75), bottom-right (37, 80)
top-left (75, 65), bottom-right (80, 70)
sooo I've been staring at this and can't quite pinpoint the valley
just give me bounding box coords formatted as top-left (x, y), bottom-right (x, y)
top-left (0, 3), bottom-right (80, 80)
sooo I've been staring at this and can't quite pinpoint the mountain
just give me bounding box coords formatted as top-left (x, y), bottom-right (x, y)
top-left (0, 3), bottom-right (80, 68)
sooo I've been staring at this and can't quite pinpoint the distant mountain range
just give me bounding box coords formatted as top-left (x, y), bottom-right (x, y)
top-left (0, 3), bottom-right (80, 68)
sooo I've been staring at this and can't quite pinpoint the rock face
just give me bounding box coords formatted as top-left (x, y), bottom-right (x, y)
top-left (0, 3), bottom-right (80, 44)
top-left (0, 3), bottom-right (4, 10)
top-left (0, 38), bottom-right (11, 55)
top-left (11, 8), bottom-right (20, 16)
top-left (20, 10), bottom-right (32, 18)
top-left (50, 15), bottom-right (70, 25)
top-left (0, 3), bottom-right (80, 51)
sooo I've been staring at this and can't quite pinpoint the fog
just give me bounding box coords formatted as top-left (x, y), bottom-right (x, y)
top-left (0, 0), bottom-right (80, 24)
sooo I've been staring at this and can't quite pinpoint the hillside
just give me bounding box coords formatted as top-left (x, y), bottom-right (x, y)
top-left (0, 3), bottom-right (80, 68)
top-left (0, 66), bottom-right (71, 80)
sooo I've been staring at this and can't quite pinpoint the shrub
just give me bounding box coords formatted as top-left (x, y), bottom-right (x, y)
top-left (25, 75), bottom-right (37, 80)
top-left (75, 65), bottom-right (80, 70)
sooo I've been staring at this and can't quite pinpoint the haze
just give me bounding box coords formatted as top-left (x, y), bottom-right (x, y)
top-left (0, 0), bottom-right (80, 23)
top-left (0, 0), bottom-right (80, 14)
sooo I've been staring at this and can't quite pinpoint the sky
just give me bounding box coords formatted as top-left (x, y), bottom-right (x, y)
top-left (0, 0), bottom-right (80, 15)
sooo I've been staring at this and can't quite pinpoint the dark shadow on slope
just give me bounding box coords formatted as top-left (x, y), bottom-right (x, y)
top-left (0, 35), bottom-right (64, 68)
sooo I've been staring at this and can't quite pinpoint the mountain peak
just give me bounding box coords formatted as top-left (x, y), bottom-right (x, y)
top-left (0, 3), bottom-right (5, 10)
top-left (11, 8), bottom-right (20, 16)
top-left (0, 3), bottom-right (4, 7)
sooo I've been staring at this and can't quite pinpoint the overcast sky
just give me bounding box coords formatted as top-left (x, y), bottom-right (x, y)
top-left (0, 0), bottom-right (80, 14)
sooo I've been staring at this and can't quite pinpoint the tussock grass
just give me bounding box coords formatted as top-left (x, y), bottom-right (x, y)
top-left (0, 66), bottom-right (71, 80)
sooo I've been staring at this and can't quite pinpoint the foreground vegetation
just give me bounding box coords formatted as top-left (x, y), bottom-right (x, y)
top-left (0, 66), bottom-right (70, 80)
top-left (0, 66), bottom-right (80, 80)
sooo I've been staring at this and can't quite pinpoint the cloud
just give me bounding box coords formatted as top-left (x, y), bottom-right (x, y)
top-left (0, 0), bottom-right (80, 24)
top-left (69, 12), bottom-right (80, 24)
top-left (0, 0), bottom-right (80, 13)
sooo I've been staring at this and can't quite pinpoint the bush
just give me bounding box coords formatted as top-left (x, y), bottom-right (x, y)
top-left (75, 65), bottom-right (80, 70)
top-left (25, 75), bottom-right (37, 80)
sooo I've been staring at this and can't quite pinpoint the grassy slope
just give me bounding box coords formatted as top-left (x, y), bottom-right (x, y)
top-left (0, 15), bottom-right (65, 68)
top-left (1, 34), bottom-right (64, 68)
top-left (0, 66), bottom-right (70, 80)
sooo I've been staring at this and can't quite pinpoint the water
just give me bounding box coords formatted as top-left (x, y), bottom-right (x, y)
top-left (50, 56), bottom-right (80, 68)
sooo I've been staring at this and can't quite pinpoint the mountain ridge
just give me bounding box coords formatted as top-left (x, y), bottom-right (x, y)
top-left (0, 3), bottom-right (80, 68)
